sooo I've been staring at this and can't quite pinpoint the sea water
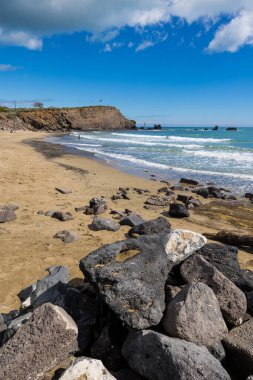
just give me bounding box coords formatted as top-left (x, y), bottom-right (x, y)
top-left (47, 127), bottom-right (253, 194)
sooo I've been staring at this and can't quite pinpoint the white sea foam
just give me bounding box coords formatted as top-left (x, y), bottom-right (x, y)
top-left (74, 146), bottom-right (253, 181)
top-left (184, 150), bottom-right (253, 163)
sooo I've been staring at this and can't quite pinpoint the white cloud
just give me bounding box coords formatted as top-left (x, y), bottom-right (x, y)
top-left (0, 64), bottom-right (17, 71)
top-left (0, 0), bottom-right (252, 52)
top-left (102, 42), bottom-right (124, 52)
top-left (207, 10), bottom-right (253, 52)
top-left (136, 40), bottom-right (155, 51)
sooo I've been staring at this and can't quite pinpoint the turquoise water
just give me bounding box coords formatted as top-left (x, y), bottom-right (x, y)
top-left (48, 127), bottom-right (253, 194)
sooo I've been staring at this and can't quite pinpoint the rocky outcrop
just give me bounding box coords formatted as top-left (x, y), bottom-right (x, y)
top-left (0, 106), bottom-right (136, 132)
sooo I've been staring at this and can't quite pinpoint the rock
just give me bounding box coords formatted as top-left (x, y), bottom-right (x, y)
top-left (242, 270), bottom-right (253, 291)
top-left (2, 312), bottom-right (32, 344)
top-left (196, 243), bottom-right (246, 289)
top-left (165, 285), bottom-right (182, 304)
top-left (145, 194), bottom-right (175, 207)
top-left (0, 316), bottom-right (7, 346)
top-left (177, 194), bottom-right (193, 204)
top-left (169, 203), bottom-right (190, 218)
top-left (162, 282), bottom-right (228, 347)
top-left (129, 217), bottom-right (171, 237)
top-left (122, 330), bottom-right (231, 380)
top-left (226, 127), bottom-right (237, 131)
top-left (181, 254), bottom-right (247, 325)
top-left (59, 357), bottom-right (116, 380)
top-left (212, 125), bottom-right (219, 131)
top-left (45, 210), bottom-right (58, 216)
top-left (120, 214), bottom-right (145, 227)
top-left (164, 229), bottom-right (207, 264)
top-left (89, 218), bottom-right (120, 232)
top-left (54, 230), bottom-right (79, 243)
top-left (114, 368), bottom-right (145, 380)
top-left (186, 198), bottom-right (203, 208)
top-left (245, 193), bottom-right (253, 201)
top-left (18, 265), bottom-right (69, 308)
top-left (192, 187), bottom-right (210, 198)
top-left (80, 235), bottom-right (171, 329)
top-left (209, 340), bottom-right (226, 361)
top-left (171, 184), bottom-right (185, 191)
top-left (223, 318), bottom-right (253, 378)
top-left (246, 291), bottom-right (253, 313)
top-left (52, 211), bottom-right (74, 221)
top-left (55, 187), bottom-right (72, 194)
top-left (0, 303), bottom-right (78, 380)
top-left (180, 178), bottom-right (199, 186)
top-left (88, 197), bottom-right (108, 215)
top-left (0, 204), bottom-right (17, 223)
top-left (210, 230), bottom-right (253, 248)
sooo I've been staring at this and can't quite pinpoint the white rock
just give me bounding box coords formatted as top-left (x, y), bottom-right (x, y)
top-left (59, 357), bottom-right (116, 380)
top-left (164, 229), bottom-right (207, 263)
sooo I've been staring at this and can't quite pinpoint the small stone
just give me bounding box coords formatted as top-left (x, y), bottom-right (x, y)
top-left (59, 357), bottom-right (116, 380)
top-left (89, 218), bottom-right (120, 232)
top-left (54, 230), bottom-right (79, 243)
top-left (0, 204), bottom-right (17, 223)
top-left (52, 211), bottom-right (74, 221)
top-left (169, 203), bottom-right (190, 218)
top-left (120, 214), bottom-right (145, 227)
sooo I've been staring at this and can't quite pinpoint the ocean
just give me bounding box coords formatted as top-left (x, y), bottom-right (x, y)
top-left (47, 127), bottom-right (253, 194)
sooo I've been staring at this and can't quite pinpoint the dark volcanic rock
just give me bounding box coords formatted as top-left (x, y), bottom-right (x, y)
top-left (18, 265), bottom-right (69, 308)
top-left (242, 270), bottom-right (253, 291)
top-left (0, 204), bottom-right (17, 223)
top-left (192, 187), bottom-right (210, 198)
top-left (169, 203), bottom-right (190, 218)
top-left (186, 198), bottom-right (203, 209)
top-left (2, 312), bottom-right (32, 344)
top-left (196, 243), bottom-right (246, 289)
top-left (245, 193), bottom-right (253, 201)
top-left (129, 217), bottom-right (171, 237)
top-left (180, 178), bottom-right (199, 186)
top-left (223, 318), bottom-right (253, 378)
top-left (162, 282), bottom-right (228, 347)
top-left (177, 194), bottom-right (193, 204)
top-left (145, 194), bottom-right (175, 207)
top-left (120, 214), bottom-right (145, 227)
top-left (212, 230), bottom-right (253, 248)
top-left (181, 254), bottom-right (247, 325)
top-left (0, 303), bottom-right (78, 380)
top-left (89, 218), bottom-right (120, 232)
top-left (51, 211), bottom-right (74, 221)
top-left (79, 235), bottom-right (171, 329)
top-left (54, 230), bottom-right (79, 243)
top-left (89, 197), bottom-right (108, 215)
top-left (122, 330), bottom-right (231, 380)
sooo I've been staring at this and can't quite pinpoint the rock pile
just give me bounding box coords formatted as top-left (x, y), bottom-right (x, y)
top-left (0, 224), bottom-right (253, 379)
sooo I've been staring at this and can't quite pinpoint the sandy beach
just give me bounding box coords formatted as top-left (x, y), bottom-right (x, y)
top-left (0, 130), bottom-right (253, 313)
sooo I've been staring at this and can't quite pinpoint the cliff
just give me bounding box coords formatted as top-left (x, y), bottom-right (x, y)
top-left (0, 106), bottom-right (136, 132)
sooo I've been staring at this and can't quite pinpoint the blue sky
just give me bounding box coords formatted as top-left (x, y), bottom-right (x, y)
top-left (0, 1), bottom-right (253, 126)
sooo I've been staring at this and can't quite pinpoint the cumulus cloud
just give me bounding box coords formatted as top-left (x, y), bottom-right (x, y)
top-left (0, 0), bottom-right (253, 52)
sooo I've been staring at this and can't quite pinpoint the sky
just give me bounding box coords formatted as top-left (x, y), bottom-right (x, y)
top-left (0, 0), bottom-right (253, 126)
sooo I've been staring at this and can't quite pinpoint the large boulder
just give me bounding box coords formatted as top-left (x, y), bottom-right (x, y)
top-left (196, 243), bottom-right (246, 289)
top-left (18, 265), bottom-right (69, 308)
top-left (181, 255), bottom-right (247, 325)
top-left (79, 235), bottom-right (171, 329)
top-left (223, 318), bottom-right (253, 378)
top-left (89, 218), bottom-right (120, 232)
top-left (122, 330), bottom-right (231, 380)
top-left (129, 217), bottom-right (171, 237)
top-left (162, 282), bottom-right (228, 347)
top-left (164, 229), bottom-right (207, 264)
top-left (59, 357), bottom-right (116, 380)
top-left (0, 303), bottom-right (78, 380)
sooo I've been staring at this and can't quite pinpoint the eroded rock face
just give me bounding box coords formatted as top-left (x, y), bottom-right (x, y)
top-left (162, 282), bottom-right (228, 347)
top-left (129, 217), bottom-right (171, 237)
top-left (122, 330), bottom-right (231, 380)
top-left (0, 303), bottom-right (78, 380)
top-left (163, 229), bottom-right (207, 264)
top-left (80, 235), bottom-right (171, 329)
top-left (223, 319), bottom-right (253, 378)
top-left (181, 255), bottom-right (247, 325)
top-left (59, 357), bottom-right (116, 380)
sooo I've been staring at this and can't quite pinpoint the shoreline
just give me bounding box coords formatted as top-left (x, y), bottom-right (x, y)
top-left (0, 130), bottom-right (253, 312)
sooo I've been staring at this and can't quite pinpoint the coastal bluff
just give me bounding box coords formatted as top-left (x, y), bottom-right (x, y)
top-left (0, 106), bottom-right (136, 132)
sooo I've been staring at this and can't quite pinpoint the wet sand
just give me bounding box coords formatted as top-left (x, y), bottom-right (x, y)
top-left (0, 130), bottom-right (253, 312)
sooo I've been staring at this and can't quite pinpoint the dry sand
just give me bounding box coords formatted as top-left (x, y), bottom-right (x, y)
top-left (0, 130), bottom-right (253, 313)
